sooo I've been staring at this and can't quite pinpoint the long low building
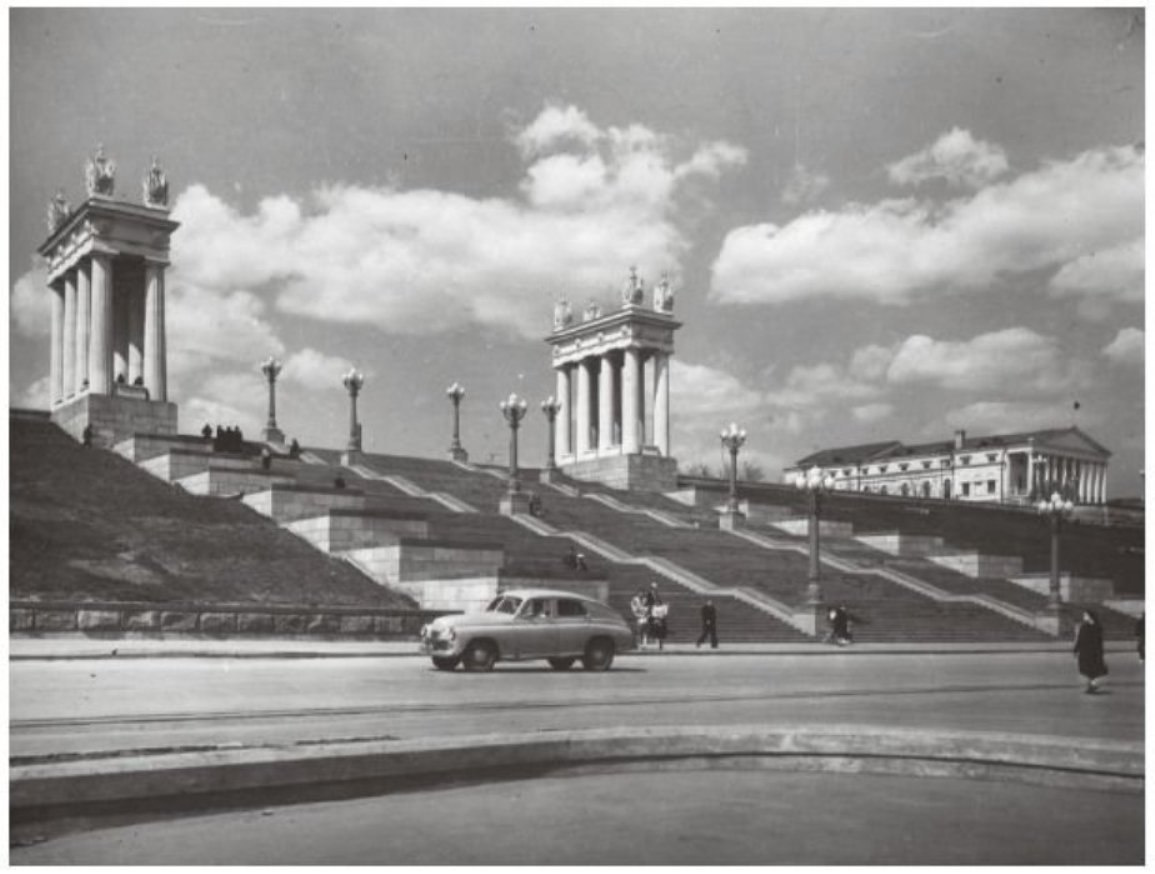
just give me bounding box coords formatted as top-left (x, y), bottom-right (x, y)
top-left (784, 427), bottom-right (1111, 506)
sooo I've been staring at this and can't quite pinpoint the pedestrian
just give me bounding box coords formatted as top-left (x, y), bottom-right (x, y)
top-left (1073, 609), bottom-right (1108, 694)
top-left (825, 604), bottom-right (853, 646)
top-left (645, 583), bottom-right (667, 651)
top-left (630, 588), bottom-right (651, 650)
top-left (260, 446), bottom-right (272, 471)
top-left (81, 424), bottom-right (94, 447)
top-left (1136, 612), bottom-right (1144, 662)
top-left (528, 492), bottom-right (543, 517)
top-left (696, 599), bottom-right (718, 649)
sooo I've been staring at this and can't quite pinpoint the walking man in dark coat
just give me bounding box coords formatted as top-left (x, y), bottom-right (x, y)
top-left (696, 599), bottom-right (718, 649)
top-left (1074, 609), bottom-right (1109, 693)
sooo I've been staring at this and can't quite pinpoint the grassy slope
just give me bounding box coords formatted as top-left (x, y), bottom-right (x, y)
top-left (9, 416), bottom-right (414, 608)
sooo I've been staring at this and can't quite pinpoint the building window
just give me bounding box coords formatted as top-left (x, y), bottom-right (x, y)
top-left (961, 482), bottom-right (971, 497)
top-left (899, 463), bottom-right (909, 472)
top-left (960, 455), bottom-right (971, 465)
top-left (922, 461), bottom-right (932, 469)
top-left (880, 485), bottom-right (888, 495)
top-left (921, 481), bottom-right (932, 498)
top-left (987, 480), bottom-right (997, 494)
top-left (986, 454), bottom-right (998, 463)
top-left (900, 483), bottom-right (910, 496)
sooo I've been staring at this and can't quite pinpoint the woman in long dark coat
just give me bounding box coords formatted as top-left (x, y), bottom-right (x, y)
top-left (1073, 609), bottom-right (1108, 694)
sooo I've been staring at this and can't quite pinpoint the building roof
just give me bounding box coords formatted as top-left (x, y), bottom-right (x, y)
top-left (792, 427), bottom-right (1110, 468)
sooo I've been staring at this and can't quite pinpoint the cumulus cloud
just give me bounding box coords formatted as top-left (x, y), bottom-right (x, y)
top-left (711, 144), bottom-right (1143, 309)
top-left (11, 268), bottom-right (50, 337)
top-left (852, 403), bottom-right (894, 424)
top-left (885, 328), bottom-right (1081, 394)
top-left (12, 374), bottom-right (50, 409)
top-left (887, 128), bottom-right (1009, 189)
top-left (280, 348), bottom-right (358, 391)
top-left (943, 400), bottom-right (1103, 434)
top-left (165, 282), bottom-right (284, 378)
top-left (781, 162), bottom-right (831, 206)
top-left (170, 105), bottom-right (745, 341)
top-left (1049, 237), bottom-right (1144, 320)
top-left (1102, 327), bottom-right (1144, 367)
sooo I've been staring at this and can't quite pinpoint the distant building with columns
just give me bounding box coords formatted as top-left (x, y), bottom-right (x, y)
top-left (546, 268), bottom-right (681, 491)
top-left (785, 427), bottom-right (1111, 506)
top-left (39, 148), bottom-right (178, 447)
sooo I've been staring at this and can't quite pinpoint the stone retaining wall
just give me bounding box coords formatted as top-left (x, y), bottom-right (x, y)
top-left (9, 600), bottom-right (445, 638)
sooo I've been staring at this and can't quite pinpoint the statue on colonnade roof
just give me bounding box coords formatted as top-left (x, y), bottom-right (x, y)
top-left (85, 144), bottom-right (116, 198)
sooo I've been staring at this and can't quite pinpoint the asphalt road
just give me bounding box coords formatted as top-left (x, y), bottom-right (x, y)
top-left (11, 650), bottom-right (1144, 762)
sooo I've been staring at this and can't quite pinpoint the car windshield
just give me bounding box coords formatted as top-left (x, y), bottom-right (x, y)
top-left (485, 595), bottom-right (523, 615)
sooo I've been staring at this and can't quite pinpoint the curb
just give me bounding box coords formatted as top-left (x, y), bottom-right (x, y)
top-left (11, 724), bottom-right (1143, 827)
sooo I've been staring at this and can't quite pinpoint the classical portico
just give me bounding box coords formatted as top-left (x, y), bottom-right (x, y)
top-left (546, 269), bottom-right (681, 491)
top-left (39, 149), bottom-right (179, 447)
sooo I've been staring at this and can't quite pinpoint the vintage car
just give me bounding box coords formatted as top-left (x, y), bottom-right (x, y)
top-left (419, 587), bottom-right (634, 672)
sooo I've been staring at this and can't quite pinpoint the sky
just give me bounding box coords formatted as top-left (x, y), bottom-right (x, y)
top-left (7, 7), bottom-right (1146, 497)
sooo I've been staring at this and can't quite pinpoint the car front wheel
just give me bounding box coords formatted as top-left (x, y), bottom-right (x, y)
top-left (548, 656), bottom-right (576, 670)
top-left (461, 640), bottom-right (497, 672)
top-left (432, 655), bottom-right (460, 671)
top-left (581, 638), bottom-right (615, 671)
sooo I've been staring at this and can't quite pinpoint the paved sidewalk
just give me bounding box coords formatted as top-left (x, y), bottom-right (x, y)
top-left (8, 634), bottom-right (1126, 660)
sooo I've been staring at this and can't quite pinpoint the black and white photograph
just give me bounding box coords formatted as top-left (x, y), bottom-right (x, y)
top-left (7, 6), bottom-right (1145, 865)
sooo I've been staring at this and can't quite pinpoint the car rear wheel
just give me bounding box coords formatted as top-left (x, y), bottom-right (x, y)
top-left (581, 638), bottom-right (615, 671)
top-left (461, 640), bottom-right (497, 672)
top-left (548, 656), bottom-right (576, 670)
top-left (432, 655), bottom-right (459, 671)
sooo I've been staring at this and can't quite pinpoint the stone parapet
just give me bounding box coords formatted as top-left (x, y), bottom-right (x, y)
top-left (139, 449), bottom-right (256, 483)
top-left (855, 532), bottom-right (946, 556)
top-left (284, 512), bottom-right (430, 553)
top-left (771, 518), bottom-right (855, 538)
top-left (178, 467), bottom-right (296, 497)
top-left (562, 454), bottom-right (678, 492)
top-left (115, 432), bottom-right (212, 463)
top-left (243, 484), bottom-right (370, 522)
top-left (9, 599), bottom-right (442, 639)
top-left (53, 393), bottom-right (177, 450)
top-left (1010, 573), bottom-right (1115, 602)
top-left (929, 553), bottom-right (1025, 579)
top-left (343, 540), bottom-right (505, 586)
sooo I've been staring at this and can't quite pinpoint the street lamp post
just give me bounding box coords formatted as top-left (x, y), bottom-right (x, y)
top-left (795, 465), bottom-right (836, 604)
top-left (1037, 487), bottom-right (1075, 614)
top-left (342, 368), bottom-right (365, 455)
top-left (540, 396), bottom-right (562, 482)
top-left (260, 357), bottom-right (284, 444)
top-left (446, 382), bottom-right (468, 462)
top-left (498, 393), bottom-right (530, 515)
top-left (719, 422), bottom-right (747, 530)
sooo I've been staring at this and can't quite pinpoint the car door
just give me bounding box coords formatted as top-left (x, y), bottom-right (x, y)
top-left (554, 598), bottom-right (591, 654)
top-left (512, 597), bottom-right (560, 658)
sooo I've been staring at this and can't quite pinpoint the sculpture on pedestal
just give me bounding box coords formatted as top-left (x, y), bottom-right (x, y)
top-left (653, 272), bottom-right (675, 313)
top-left (583, 299), bottom-right (602, 322)
top-left (621, 265), bottom-right (645, 306)
top-left (553, 297), bottom-right (574, 331)
top-left (85, 145), bottom-right (116, 198)
top-left (46, 190), bottom-right (71, 233)
top-left (142, 156), bottom-right (169, 208)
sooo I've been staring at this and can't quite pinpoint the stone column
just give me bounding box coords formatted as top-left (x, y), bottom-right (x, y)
top-left (88, 253), bottom-right (113, 395)
top-left (75, 262), bottom-right (91, 392)
top-left (575, 358), bottom-right (591, 456)
top-left (62, 270), bottom-right (77, 398)
top-left (622, 347), bottom-right (641, 454)
top-left (128, 283), bottom-right (144, 385)
top-left (113, 276), bottom-right (129, 385)
top-left (653, 351), bottom-right (670, 456)
top-left (49, 280), bottom-right (64, 405)
top-left (143, 262), bottom-right (167, 402)
top-left (598, 354), bottom-right (615, 453)
top-left (555, 366), bottom-right (571, 459)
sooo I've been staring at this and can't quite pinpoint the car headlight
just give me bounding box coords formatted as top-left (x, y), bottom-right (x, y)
top-left (446, 627), bottom-right (456, 642)
top-left (420, 624), bottom-right (429, 639)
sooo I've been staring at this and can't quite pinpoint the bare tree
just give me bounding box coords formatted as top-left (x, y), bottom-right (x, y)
top-left (681, 461), bottom-right (716, 478)
top-left (740, 460), bottom-right (766, 482)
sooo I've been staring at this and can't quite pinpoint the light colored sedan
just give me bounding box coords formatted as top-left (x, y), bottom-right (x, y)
top-left (419, 587), bottom-right (634, 672)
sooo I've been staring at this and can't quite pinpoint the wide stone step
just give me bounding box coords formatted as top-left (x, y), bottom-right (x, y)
top-left (929, 552), bottom-right (1023, 578)
top-left (283, 509), bottom-right (432, 553)
top-left (177, 467), bottom-right (296, 497)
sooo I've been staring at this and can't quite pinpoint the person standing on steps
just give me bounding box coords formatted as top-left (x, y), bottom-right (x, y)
top-left (644, 582), bottom-right (667, 651)
top-left (696, 599), bottom-right (718, 649)
top-left (1073, 609), bottom-right (1108, 694)
top-left (630, 588), bottom-right (651, 650)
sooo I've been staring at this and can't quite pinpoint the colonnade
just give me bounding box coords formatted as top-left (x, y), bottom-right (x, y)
top-left (48, 254), bottom-right (167, 406)
top-left (1028, 452), bottom-right (1108, 504)
top-left (553, 348), bottom-right (671, 460)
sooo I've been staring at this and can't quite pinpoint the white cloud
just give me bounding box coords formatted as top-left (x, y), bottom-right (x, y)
top-left (781, 162), bottom-right (831, 206)
top-left (886, 328), bottom-right (1082, 394)
top-left (12, 374), bottom-right (50, 409)
top-left (167, 106), bottom-right (744, 342)
top-left (280, 348), bottom-right (358, 391)
top-left (887, 127), bottom-right (1009, 189)
top-left (11, 268), bottom-right (50, 337)
top-left (165, 282), bottom-right (284, 377)
top-left (943, 400), bottom-right (1102, 434)
top-left (852, 402), bottom-right (893, 424)
top-left (1049, 237), bottom-right (1144, 320)
top-left (1102, 327), bottom-right (1144, 367)
top-left (711, 144), bottom-right (1143, 308)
